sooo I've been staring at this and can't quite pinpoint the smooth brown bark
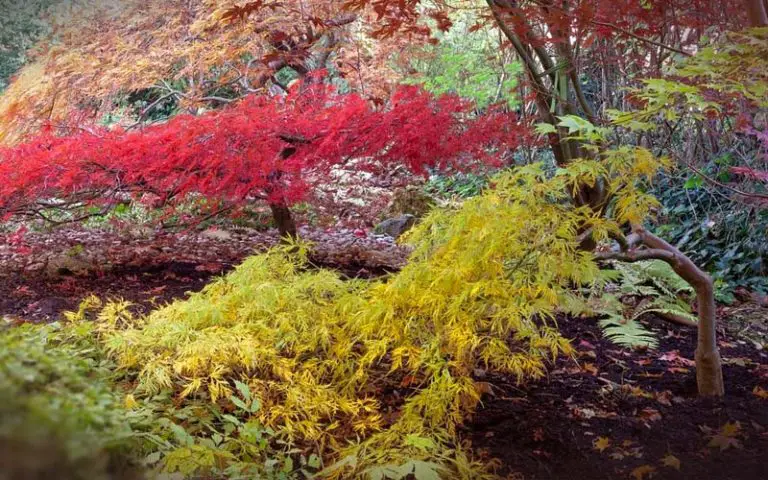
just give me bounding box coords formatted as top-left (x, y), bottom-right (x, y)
top-left (746, 0), bottom-right (768, 26)
top-left (597, 226), bottom-right (725, 397)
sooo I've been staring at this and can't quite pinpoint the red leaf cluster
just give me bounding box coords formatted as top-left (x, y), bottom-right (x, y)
top-left (0, 85), bottom-right (527, 220)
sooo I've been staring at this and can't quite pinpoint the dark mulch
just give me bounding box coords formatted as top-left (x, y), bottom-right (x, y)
top-left (0, 226), bottom-right (408, 322)
top-left (0, 262), bottom-right (225, 322)
top-left (467, 316), bottom-right (768, 480)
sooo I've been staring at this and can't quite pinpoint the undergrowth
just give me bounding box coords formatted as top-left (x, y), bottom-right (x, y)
top-left (576, 260), bottom-right (697, 349)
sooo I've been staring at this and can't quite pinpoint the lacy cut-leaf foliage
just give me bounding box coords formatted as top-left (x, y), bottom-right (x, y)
top-left (81, 145), bottom-right (665, 478)
top-left (0, 85), bottom-right (523, 223)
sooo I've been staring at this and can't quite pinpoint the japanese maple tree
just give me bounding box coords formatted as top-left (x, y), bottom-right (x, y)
top-left (0, 84), bottom-right (526, 237)
top-left (0, 0), bottom-right (410, 144)
top-left (342, 0), bottom-right (768, 398)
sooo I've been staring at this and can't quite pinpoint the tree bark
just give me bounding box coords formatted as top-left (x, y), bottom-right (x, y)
top-left (596, 226), bottom-right (725, 397)
top-left (747, 0), bottom-right (768, 26)
top-left (269, 202), bottom-right (297, 240)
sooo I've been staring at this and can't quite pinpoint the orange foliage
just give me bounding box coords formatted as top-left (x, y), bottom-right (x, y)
top-left (0, 0), bottom-right (411, 145)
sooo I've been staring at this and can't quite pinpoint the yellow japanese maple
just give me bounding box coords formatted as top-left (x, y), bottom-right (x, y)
top-left (75, 144), bottom-right (665, 477)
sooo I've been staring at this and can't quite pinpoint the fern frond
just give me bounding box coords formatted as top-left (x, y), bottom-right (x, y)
top-left (598, 316), bottom-right (659, 349)
top-left (631, 297), bottom-right (698, 325)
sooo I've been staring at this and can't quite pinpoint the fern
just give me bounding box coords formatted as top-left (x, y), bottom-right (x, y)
top-left (631, 297), bottom-right (698, 325)
top-left (615, 259), bottom-right (693, 297)
top-left (588, 260), bottom-right (697, 348)
top-left (598, 314), bottom-right (659, 349)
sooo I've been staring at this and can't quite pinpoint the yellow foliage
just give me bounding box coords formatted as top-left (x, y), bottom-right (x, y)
top-left (81, 151), bottom-right (663, 477)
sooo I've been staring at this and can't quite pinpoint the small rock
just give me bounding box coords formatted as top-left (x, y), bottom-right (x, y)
top-left (200, 229), bottom-right (233, 241)
top-left (45, 254), bottom-right (92, 277)
top-left (374, 214), bottom-right (416, 238)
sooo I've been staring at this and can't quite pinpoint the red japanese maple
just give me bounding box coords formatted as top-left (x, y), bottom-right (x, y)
top-left (0, 85), bottom-right (527, 236)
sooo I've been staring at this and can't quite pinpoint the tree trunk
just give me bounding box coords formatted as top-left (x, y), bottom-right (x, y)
top-left (629, 227), bottom-right (725, 396)
top-left (269, 202), bottom-right (297, 240)
top-left (747, 0), bottom-right (768, 26)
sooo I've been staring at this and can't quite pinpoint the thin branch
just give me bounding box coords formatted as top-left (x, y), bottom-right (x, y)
top-left (589, 20), bottom-right (692, 57)
top-left (594, 248), bottom-right (677, 264)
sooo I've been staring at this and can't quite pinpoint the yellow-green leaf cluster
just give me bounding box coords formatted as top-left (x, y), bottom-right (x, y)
top-left (81, 149), bottom-right (665, 478)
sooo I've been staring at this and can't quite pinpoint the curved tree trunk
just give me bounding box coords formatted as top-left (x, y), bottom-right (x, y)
top-left (597, 226), bottom-right (725, 397)
top-left (635, 228), bottom-right (724, 397)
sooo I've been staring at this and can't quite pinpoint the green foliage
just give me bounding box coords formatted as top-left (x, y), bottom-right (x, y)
top-left (0, 1), bottom-right (55, 90)
top-left (598, 313), bottom-right (660, 349)
top-left (614, 259), bottom-right (694, 298)
top-left (654, 173), bottom-right (768, 296)
top-left (610, 28), bottom-right (767, 132)
top-left (671, 27), bottom-right (768, 107)
top-left (606, 29), bottom-right (768, 299)
top-left (402, 9), bottom-right (521, 109)
top-left (573, 260), bottom-right (697, 349)
top-left (406, 48), bottom-right (522, 109)
top-left (424, 171), bottom-right (490, 200)
top-left (0, 319), bottom-right (149, 479)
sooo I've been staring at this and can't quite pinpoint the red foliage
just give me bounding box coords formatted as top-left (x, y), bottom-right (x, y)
top-left (731, 167), bottom-right (768, 183)
top-left (0, 85), bottom-right (527, 222)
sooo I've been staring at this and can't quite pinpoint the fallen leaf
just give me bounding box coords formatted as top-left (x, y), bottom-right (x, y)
top-left (658, 350), bottom-right (695, 366)
top-left (655, 390), bottom-right (673, 406)
top-left (630, 464), bottom-right (656, 480)
top-left (721, 421), bottom-right (741, 438)
top-left (707, 422), bottom-right (742, 451)
top-left (753, 386), bottom-right (768, 400)
top-left (708, 435), bottom-right (741, 451)
top-left (582, 362), bottom-right (599, 375)
top-left (661, 454), bottom-right (681, 471)
top-left (639, 407), bottom-right (662, 423)
top-left (532, 428), bottom-right (544, 442)
top-left (593, 436), bottom-right (611, 453)
top-left (724, 357), bottom-right (753, 367)
top-left (575, 407), bottom-right (596, 419)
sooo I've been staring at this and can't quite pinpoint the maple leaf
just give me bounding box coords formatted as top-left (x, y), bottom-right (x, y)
top-left (630, 465), bottom-right (657, 480)
top-left (707, 422), bottom-right (743, 451)
top-left (593, 436), bottom-right (611, 453)
top-left (721, 421), bottom-right (741, 437)
top-left (658, 350), bottom-right (695, 366)
top-left (660, 454), bottom-right (681, 471)
top-left (753, 386), bottom-right (768, 399)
